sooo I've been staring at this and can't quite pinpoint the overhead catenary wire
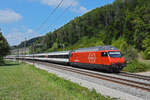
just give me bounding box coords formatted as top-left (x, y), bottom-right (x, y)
top-left (35, 0), bottom-right (64, 33)
top-left (41, 1), bottom-right (74, 33)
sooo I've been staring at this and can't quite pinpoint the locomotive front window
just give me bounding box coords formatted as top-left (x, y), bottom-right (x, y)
top-left (108, 51), bottom-right (122, 58)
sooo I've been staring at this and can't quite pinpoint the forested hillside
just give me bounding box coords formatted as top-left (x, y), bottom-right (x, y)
top-left (14, 36), bottom-right (43, 48)
top-left (30, 0), bottom-right (150, 60)
top-left (0, 31), bottom-right (9, 64)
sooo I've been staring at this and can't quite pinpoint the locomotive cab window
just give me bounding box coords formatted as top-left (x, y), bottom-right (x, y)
top-left (101, 52), bottom-right (108, 57)
top-left (108, 51), bottom-right (122, 58)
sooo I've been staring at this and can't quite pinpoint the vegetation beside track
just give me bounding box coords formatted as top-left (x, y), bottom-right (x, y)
top-left (122, 53), bottom-right (150, 73)
top-left (123, 61), bottom-right (150, 73)
top-left (0, 61), bottom-right (112, 100)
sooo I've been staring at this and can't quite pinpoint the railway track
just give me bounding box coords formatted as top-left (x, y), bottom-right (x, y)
top-left (118, 72), bottom-right (150, 81)
top-left (27, 60), bottom-right (150, 92)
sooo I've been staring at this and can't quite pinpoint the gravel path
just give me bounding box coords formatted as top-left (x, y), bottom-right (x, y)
top-left (24, 61), bottom-right (150, 100)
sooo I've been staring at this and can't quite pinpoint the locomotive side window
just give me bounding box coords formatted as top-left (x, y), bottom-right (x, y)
top-left (108, 51), bottom-right (122, 57)
top-left (101, 52), bottom-right (108, 56)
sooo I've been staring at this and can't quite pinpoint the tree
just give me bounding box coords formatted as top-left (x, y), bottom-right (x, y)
top-left (144, 47), bottom-right (150, 59)
top-left (0, 31), bottom-right (10, 64)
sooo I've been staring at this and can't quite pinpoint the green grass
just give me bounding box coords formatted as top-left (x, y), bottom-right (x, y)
top-left (0, 61), bottom-right (112, 100)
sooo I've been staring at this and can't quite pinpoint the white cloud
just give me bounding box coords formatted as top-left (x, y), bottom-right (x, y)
top-left (72, 6), bottom-right (89, 14)
top-left (28, 0), bottom-right (88, 14)
top-left (26, 29), bottom-right (34, 34)
top-left (5, 28), bottom-right (42, 46)
top-left (79, 6), bottom-right (89, 14)
top-left (41, 0), bottom-right (88, 14)
top-left (0, 9), bottom-right (22, 23)
top-left (5, 29), bottom-right (24, 46)
top-left (41, 0), bottom-right (78, 8)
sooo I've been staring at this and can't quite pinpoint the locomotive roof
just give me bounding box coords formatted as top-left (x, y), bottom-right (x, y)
top-left (74, 46), bottom-right (118, 52)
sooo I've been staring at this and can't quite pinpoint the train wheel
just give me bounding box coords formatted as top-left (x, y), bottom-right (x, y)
top-left (109, 69), bottom-right (114, 73)
top-left (113, 69), bottom-right (120, 73)
top-left (109, 69), bottom-right (120, 73)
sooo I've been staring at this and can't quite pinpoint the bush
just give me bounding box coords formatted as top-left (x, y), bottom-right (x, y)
top-left (112, 37), bottom-right (126, 49)
top-left (0, 56), bottom-right (4, 65)
top-left (123, 45), bottom-right (138, 62)
top-left (143, 47), bottom-right (150, 59)
top-left (46, 42), bottom-right (58, 52)
top-left (123, 60), bottom-right (149, 73)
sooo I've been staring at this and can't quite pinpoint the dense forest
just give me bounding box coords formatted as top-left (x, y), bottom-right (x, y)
top-left (23, 0), bottom-right (150, 61)
top-left (0, 31), bottom-right (10, 64)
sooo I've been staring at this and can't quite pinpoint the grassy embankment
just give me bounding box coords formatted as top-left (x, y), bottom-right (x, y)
top-left (0, 61), bottom-right (112, 100)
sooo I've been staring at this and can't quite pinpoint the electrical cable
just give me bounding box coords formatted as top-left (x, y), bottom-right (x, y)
top-left (35, 0), bottom-right (64, 33)
top-left (41, 1), bottom-right (74, 34)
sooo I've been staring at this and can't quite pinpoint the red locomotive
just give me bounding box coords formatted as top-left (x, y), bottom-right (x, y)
top-left (69, 46), bottom-right (126, 72)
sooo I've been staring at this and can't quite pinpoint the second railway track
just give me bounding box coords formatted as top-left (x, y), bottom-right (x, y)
top-left (118, 72), bottom-right (150, 81)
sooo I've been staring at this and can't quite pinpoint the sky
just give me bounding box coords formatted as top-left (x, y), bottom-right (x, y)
top-left (0, 0), bottom-right (114, 46)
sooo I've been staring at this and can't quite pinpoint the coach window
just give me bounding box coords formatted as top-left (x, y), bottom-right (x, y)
top-left (101, 52), bottom-right (108, 57)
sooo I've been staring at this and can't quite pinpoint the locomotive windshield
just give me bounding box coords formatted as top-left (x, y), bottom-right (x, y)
top-left (108, 51), bottom-right (122, 58)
